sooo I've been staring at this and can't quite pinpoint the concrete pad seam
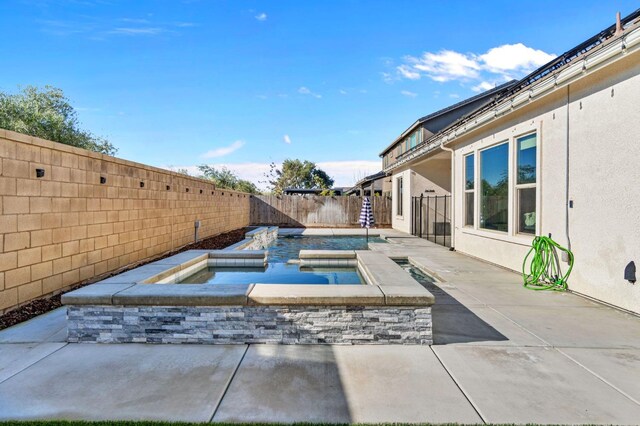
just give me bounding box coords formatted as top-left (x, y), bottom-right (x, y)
top-left (554, 347), bottom-right (640, 407)
top-left (0, 342), bottom-right (68, 385)
top-left (29, 324), bottom-right (68, 344)
top-left (429, 346), bottom-right (487, 425)
top-left (478, 303), bottom-right (552, 347)
top-left (209, 344), bottom-right (250, 423)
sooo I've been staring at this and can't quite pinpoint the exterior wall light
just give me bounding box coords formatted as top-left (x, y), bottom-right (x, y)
top-left (100, 176), bottom-right (107, 184)
top-left (166, 185), bottom-right (170, 190)
top-left (140, 181), bottom-right (145, 188)
top-left (36, 168), bottom-right (45, 178)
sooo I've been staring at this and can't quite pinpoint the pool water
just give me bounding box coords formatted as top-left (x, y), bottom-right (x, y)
top-left (178, 263), bottom-right (364, 285)
top-left (266, 235), bottom-right (387, 263)
top-left (395, 260), bottom-right (437, 284)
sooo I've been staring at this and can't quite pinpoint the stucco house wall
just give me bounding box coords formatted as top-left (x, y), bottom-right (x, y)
top-left (391, 169), bottom-right (412, 233)
top-left (451, 51), bottom-right (640, 313)
top-left (391, 157), bottom-right (452, 233)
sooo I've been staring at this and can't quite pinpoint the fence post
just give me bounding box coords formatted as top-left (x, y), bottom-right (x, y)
top-left (413, 197), bottom-right (417, 236)
top-left (418, 194), bottom-right (423, 238)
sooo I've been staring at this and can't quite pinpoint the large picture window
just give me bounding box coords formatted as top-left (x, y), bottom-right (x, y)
top-left (516, 133), bottom-right (537, 234)
top-left (464, 154), bottom-right (475, 226)
top-left (396, 176), bottom-right (403, 216)
top-left (480, 142), bottom-right (509, 232)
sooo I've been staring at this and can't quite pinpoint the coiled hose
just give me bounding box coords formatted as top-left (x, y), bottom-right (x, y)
top-left (522, 236), bottom-right (574, 291)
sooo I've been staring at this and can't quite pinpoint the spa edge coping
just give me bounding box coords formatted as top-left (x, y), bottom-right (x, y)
top-left (61, 249), bottom-right (436, 307)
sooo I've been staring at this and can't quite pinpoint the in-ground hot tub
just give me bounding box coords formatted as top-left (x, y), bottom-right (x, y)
top-left (63, 231), bottom-right (435, 345)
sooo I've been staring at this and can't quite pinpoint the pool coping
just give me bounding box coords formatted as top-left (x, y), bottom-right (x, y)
top-left (62, 249), bottom-right (435, 307)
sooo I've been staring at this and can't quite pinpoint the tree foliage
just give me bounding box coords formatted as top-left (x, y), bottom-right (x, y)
top-left (0, 85), bottom-right (116, 155)
top-left (265, 159), bottom-right (335, 195)
top-left (197, 165), bottom-right (260, 194)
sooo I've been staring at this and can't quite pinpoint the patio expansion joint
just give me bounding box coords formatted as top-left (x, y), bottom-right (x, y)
top-left (453, 286), bottom-right (553, 347)
top-left (453, 289), bottom-right (640, 408)
top-left (209, 344), bottom-right (250, 423)
top-left (554, 347), bottom-right (640, 407)
top-left (0, 342), bottom-right (68, 385)
top-left (430, 346), bottom-right (487, 425)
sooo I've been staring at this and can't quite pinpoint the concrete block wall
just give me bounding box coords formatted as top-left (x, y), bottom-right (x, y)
top-left (0, 129), bottom-right (251, 313)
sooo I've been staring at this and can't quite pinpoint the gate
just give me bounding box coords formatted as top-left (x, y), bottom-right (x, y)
top-left (410, 194), bottom-right (452, 247)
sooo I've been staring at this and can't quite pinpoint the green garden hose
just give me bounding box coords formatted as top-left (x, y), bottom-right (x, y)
top-left (522, 236), bottom-right (574, 291)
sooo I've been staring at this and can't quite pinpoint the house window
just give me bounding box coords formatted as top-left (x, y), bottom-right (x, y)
top-left (464, 153), bottom-right (475, 226)
top-left (480, 142), bottom-right (509, 232)
top-left (516, 133), bottom-right (537, 234)
top-left (396, 176), bottom-right (403, 216)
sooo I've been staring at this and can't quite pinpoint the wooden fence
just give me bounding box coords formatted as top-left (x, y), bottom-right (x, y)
top-left (250, 195), bottom-right (392, 227)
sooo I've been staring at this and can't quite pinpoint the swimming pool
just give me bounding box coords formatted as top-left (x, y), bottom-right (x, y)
top-left (266, 235), bottom-right (387, 262)
top-left (177, 263), bottom-right (364, 285)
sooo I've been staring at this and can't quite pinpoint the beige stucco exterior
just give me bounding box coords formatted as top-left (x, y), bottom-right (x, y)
top-left (391, 154), bottom-right (452, 233)
top-left (388, 38), bottom-right (640, 314)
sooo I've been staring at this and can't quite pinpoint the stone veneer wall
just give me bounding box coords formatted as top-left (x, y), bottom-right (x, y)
top-left (0, 130), bottom-right (251, 313)
top-left (67, 305), bottom-right (433, 345)
top-left (227, 227), bottom-right (279, 251)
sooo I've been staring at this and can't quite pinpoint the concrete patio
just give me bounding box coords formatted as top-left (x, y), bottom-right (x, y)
top-left (1, 230), bottom-right (639, 424)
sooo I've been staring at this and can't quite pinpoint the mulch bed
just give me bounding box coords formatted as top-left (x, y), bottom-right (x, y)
top-left (0, 227), bottom-right (249, 331)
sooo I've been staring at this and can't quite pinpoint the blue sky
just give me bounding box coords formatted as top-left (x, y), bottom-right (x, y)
top-left (1, 0), bottom-right (637, 188)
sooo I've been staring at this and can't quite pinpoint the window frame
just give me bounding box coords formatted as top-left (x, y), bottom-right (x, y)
top-left (514, 132), bottom-right (538, 236)
top-left (396, 176), bottom-right (403, 217)
top-left (460, 129), bottom-right (540, 244)
top-left (464, 153), bottom-right (475, 227)
top-left (478, 140), bottom-right (510, 234)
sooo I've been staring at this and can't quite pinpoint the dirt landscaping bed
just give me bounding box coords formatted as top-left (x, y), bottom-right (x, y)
top-left (0, 227), bottom-right (248, 331)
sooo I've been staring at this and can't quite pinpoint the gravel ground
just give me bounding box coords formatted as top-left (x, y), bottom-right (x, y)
top-left (0, 227), bottom-right (248, 331)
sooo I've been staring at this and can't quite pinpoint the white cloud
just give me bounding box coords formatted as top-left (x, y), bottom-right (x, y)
top-left (200, 140), bottom-right (245, 159)
top-left (175, 22), bottom-right (198, 28)
top-left (381, 71), bottom-right (395, 83)
top-left (403, 50), bottom-right (481, 82)
top-left (317, 161), bottom-right (381, 187)
top-left (110, 27), bottom-right (167, 35)
top-left (339, 89), bottom-right (348, 95)
top-left (479, 43), bottom-right (555, 74)
top-left (255, 13), bottom-right (267, 21)
top-left (283, 135), bottom-right (291, 144)
top-left (298, 86), bottom-right (322, 99)
top-left (395, 43), bottom-right (555, 88)
top-left (400, 90), bottom-right (417, 98)
top-left (397, 65), bottom-right (421, 80)
top-left (471, 81), bottom-right (494, 92)
top-left (40, 17), bottom-right (196, 38)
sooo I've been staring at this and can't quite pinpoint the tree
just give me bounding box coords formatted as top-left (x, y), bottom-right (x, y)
top-left (265, 159), bottom-right (334, 195)
top-left (0, 85), bottom-right (116, 155)
top-left (197, 165), bottom-right (260, 194)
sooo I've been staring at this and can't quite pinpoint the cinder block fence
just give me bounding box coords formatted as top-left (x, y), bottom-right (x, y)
top-left (0, 130), bottom-right (251, 313)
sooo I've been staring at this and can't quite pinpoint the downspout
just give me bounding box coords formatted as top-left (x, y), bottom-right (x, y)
top-left (440, 140), bottom-right (455, 249)
top-left (565, 85), bottom-right (572, 255)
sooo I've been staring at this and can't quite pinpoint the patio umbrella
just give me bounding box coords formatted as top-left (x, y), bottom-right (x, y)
top-left (359, 197), bottom-right (375, 242)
